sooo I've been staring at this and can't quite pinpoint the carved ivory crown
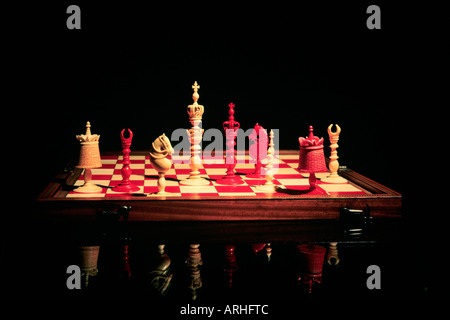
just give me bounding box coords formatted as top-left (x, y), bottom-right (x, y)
top-left (76, 121), bottom-right (100, 142)
top-left (187, 81), bottom-right (204, 122)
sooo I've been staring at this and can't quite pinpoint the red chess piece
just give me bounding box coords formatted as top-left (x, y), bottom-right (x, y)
top-left (112, 129), bottom-right (140, 192)
top-left (216, 103), bottom-right (244, 185)
top-left (298, 126), bottom-right (328, 190)
top-left (246, 123), bottom-right (268, 179)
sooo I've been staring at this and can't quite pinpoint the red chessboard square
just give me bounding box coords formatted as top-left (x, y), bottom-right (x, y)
top-left (109, 180), bottom-right (145, 187)
top-left (181, 192), bottom-right (220, 197)
top-left (113, 168), bottom-right (146, 175)
top-left (143, 186), bottom-right (181, 194)
top-left (214, 185), bottom-right (254, 193)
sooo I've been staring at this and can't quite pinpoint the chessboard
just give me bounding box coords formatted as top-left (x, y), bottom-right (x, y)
top-left (37, 151), bottom-right (401, 221)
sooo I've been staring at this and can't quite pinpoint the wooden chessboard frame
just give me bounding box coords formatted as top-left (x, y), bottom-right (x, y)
top-left (36, 150), bottom-right (401, 221)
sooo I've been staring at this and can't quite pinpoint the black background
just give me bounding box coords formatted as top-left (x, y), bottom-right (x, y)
top-left (17, 2), bottom-right (416, 197)
top-left (4, 1), bottom-right (448, 301)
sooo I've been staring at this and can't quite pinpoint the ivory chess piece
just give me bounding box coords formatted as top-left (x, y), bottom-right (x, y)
top-left (149, 134), bottom-right (174, 195)
top-left (255, 130), bottom-right (277, 192)
top-left (73, 121), bottom-right (103, 193)
top-left (112, 128), bottom-right (140, 192)
top-left (180, 81), bottom-right (210, 186)
top-left (321, 124), bottom-right (348, 183)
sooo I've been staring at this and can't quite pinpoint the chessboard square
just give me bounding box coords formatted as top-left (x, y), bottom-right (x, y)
top-left (278, 154), bottom-right (299, 160)
top-left (203, 157), bottom-right (225, 165)
top-left (235, 163), bottom-right (255, 169)
top-left (129, 155), bottom-right (146, 161)
top-left (145, 168), bottom-right (158, 176)
top-left (219, 192), bottom-right (257, 197)
top-left (171, 155), bottom-right (191, 164)
top-left (320, 183), bottom-right (364, 193)
top-left (277, 178), bottom-right (310, 186)
top-left (179, 185), bottom-right (217, 194)
top-left (214, 185), bottom-right (254, 193)
top-left (74, 180), bottom-right (110, 188)
top-left (174, 163), bottom-right (195, 169)
top-left (67, 192), bottom-right (106, 198)
top-left (144, 179), bottom-right (179, 187)
top-left (143, 185), bottom-right (182, 195)
top-left (204, 168), bottom-right (226, 175)
top-left (273, 167), bottom-right (301, 175)
top-left (115, 163), bottom-right (145, 169)
top-left (203, 163), bottom-right (226, 168)
top-left (286, 162), bottom-right (299, 168)
top-left (91, 168), bottom-right (115, 175)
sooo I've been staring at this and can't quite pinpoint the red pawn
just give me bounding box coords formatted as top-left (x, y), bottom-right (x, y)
top-left (112, 129), bottom-right (140, 193)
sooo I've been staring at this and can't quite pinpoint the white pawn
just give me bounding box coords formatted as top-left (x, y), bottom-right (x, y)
top-left (321, 124), bottom-right (347, 183)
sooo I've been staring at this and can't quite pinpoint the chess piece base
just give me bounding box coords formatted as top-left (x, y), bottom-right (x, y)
top-left (147, 191), bottom-right (175, 197)
top-left (254, 183), bottom-right (277, 192)
top-left (215, 175), bottom-right (245, 185)
top-left (73, 182), bottom-right (103, 193)
top-left (112, 183), bottom-right (140, 192)
top-left (245, 172), bottom-right (264, 179)
top-left (321, 175), bottom-right (348, 184)
top-left (179, 177), bottom-right (211, 186)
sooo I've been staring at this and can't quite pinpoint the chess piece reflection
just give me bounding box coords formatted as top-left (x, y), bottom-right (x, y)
top-left (79, 246), bottom-right (100, 287)
top-left (224, 244), bottom-right (238, 288)
top-left (298, 126), bottom-right (328, 190)
top-left (297, 244), bottom-right (326, 293)
top-left (148, 244), bottom-right (173, 296)
top-left (74, 121), bottom-right (103, 193)
top-left (327, 242), bottom-right (340, 265)
top-left (186, 244), bottom-right (203, 300)
top-left (149, 134), bottom-right (174, 195)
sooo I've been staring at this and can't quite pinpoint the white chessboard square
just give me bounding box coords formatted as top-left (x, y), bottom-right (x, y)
top-left (73, 180), bottom-right (111, 187)
top-left (278, 154), bottom-right (299, 160)
top-left (277, 178), bottom-right (310, 186)
top-left (91, 168), bottom-right (115, 175)
top-left (274, 167), bottom-right (300, 175)
top-left (145, 168), bottom-right (177, 176)
top-left (101, 159), bottom-right (119, 165)
top-left (66, 192), bottom-right (106, 198)
top-left (111, 174), bottom-right (145, 181)
top-left (179, 185), bottom-right (218, 194)
top-left (218, 192), bottom-right (257, 197)
top-left (204, 168), bottom-right (227, 175)
top-left (144, 179), bottom-right (179, 187)
top-left (319, 183), bottom-right (362, 193)
top-left (235, 163), bottom-right (255, 169)
top-left (203, 157), bottom-right (225, 164)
